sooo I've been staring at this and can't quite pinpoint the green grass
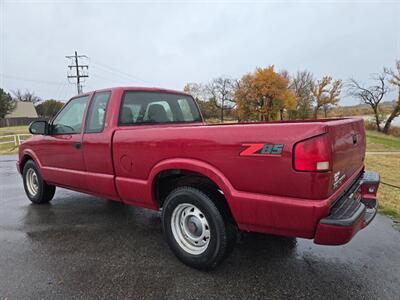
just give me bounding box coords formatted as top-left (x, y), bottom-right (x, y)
top-left (379, 204), bottom-right (400, 220)
top-left (0, 125), bottom-right (29, 135)
top-left (366, 130), bottom-right (400, 152)
top-left (0, 125), bottom-right (29, 154)
top-left (365, 154), bottom-right (400, 223)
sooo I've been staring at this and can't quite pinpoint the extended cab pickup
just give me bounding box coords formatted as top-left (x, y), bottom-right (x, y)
top-left (18, 87), bottom-right (380, 269)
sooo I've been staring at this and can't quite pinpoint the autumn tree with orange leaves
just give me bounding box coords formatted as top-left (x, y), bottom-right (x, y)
top-left (312, 76), bottom-right (342, 119)
top-left (235, 66), bottom-right (296, 121)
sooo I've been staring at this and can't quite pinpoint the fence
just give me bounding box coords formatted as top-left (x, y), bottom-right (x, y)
top-left (0, 134), bottom-right (32, 148)
top-left (0, 117), bottom-right (39, 127)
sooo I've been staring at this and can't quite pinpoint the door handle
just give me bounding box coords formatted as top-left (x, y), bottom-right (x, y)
top-left (74, 142), bottom-right (82, 150)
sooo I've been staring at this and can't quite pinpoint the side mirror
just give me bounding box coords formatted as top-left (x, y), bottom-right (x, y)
top-left (29, 120), bottom-right (49, 135)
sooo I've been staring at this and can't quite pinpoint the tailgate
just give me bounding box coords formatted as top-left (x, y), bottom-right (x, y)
top-left (328, 118), bottom-right (366, 192)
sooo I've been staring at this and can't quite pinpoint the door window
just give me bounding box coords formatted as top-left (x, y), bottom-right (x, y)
top-left (52, 96), bottom-right (89, 134)
top-left (85, 92), bottom-right (111, 133)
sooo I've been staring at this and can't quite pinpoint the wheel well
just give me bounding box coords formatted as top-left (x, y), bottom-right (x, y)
top-left (154, 169), bottom-right (236, 224)
top-left (19, 154), bottom-right (33, 172)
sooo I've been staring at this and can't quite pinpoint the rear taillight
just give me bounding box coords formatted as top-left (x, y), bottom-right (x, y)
top-left (294, 134), bottom-right (332, 172)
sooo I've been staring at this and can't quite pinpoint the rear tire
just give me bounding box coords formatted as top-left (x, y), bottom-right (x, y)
top-left (23, 160), bottom-right (55, 204)
top-left (162, 186), bottom-right (236, 270)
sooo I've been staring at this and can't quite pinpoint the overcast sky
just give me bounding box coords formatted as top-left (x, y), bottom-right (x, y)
top-left (1, 0), bottom-right (399, 105)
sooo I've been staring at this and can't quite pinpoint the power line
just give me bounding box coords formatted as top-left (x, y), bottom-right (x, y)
top-left (1, 73), bottom-right (63, 85)
top-left (90, 60), bottom-right (154, 85)
top-left (66, 51), bottom-right (89, 94)
top-left (55, 82), bottom-right (71, 102)
top-left (89, 70), bottom-right (131, 85)
top-left (1, 73), bottom-right (74, 101)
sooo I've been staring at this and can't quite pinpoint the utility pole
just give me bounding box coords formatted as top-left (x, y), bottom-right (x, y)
top-left (66, 51), bottom-right (88, 94)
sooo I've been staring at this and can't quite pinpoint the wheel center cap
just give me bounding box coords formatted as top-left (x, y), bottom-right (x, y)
top-left (188, 222), bottom-right (197, 233)
top-left (186, 216), bottom-right (202, 237)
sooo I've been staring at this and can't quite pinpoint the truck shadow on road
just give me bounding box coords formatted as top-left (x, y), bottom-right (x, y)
top-left (16, 190), bottom-right (392, 299)
top-left (22, 191), bottom-right (301, 269)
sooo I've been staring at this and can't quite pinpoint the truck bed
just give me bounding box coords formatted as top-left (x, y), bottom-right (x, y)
top-left (113, 117), bottom-right (365, 201)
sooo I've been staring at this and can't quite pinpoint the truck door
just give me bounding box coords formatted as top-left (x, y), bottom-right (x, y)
top-left (82, 91), bottom-right (119, 200)
top-left (38, 95), bottom-right (89, 191)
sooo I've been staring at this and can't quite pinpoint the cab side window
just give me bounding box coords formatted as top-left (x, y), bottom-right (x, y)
top-left (85, 92), bottom-right (111, 133)
top-left (52, 96), bottom-right (89, 134)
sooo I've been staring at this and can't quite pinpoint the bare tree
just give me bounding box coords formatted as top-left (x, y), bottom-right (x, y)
top-left (183, 83), bottom-right (220, 120)
top-left (322, 79), bottom-right (342, 117)
top-left (12, 89), bottom-right (41, 103)
top-left (383, 60), bottom-right (400, 133)
top-left (206, 77), bottom-right (236, 122)
top-left (183, 83), bottom-right (207, 101)
top-left (289, 71), bottom-right (315, 119)
top-left (347, 73), bottom-right (388, 131)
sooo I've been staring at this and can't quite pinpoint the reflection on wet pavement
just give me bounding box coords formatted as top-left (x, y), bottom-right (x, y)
top-left (1, 155), bottom-right (399, 299)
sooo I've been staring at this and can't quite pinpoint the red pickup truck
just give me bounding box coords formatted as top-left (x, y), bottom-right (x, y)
top-left (18, 87), bottom-right (379, 269)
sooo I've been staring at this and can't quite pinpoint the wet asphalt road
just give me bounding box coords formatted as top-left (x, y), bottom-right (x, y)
top-left (1, 155), bottom-right (400, 299)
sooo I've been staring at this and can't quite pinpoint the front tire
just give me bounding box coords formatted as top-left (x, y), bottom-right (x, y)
top-left (162, 186), bottom-right (236, 270)
top-left (23, 160), bottom-right (55, 204)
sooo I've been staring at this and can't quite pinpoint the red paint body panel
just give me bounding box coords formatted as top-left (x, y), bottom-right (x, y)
top-left (82, 91), bottom-right (119, 200)
top-left (313, 221), bottom-right (364, 245)
top-left (18, 87), bottom-right (379, 245)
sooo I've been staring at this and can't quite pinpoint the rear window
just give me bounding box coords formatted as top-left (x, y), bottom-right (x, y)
top-left (119, 92), bottom-right (201, 125)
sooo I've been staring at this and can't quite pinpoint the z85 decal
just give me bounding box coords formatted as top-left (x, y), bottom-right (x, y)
top-left (240, 143), bottom-right (284, 156)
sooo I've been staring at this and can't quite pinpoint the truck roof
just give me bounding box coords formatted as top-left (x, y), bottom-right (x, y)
top-left (77, 86), bottom-right (191, 98)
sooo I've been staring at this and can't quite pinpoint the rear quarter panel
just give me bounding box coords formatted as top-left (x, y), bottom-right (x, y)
top-left (112, 122), bottom-right (331, 206)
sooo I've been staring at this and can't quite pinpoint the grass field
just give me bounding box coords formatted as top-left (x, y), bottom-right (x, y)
top-left (364, 131), bottom-right (400, 222)
top-left (366, 130), bottom-right (400, 152)
top-left (365, 154), bottom-right (400, 222)
top-left (0, 125), bottom-right (29, 154)
top-left (0, 125), bottom-right (29, 135)
top-left (1, 125), bottom-right (399, 222)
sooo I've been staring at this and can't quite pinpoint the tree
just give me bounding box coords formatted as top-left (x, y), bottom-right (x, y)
top-left (205, 77), bottom-right (236, 122)
top-left (0, 88), bottom-right (16, 119)
top-left (383, 60), bottom-right (400, 133)
top-left (235, 66), bottom-right (296, 121)
top-left (347, 73), bottom-right (388, 131)
top-left (276, 89), bottom-right (297, 120)
top-left (12, 89), bottom-right (41, 103)
top-left (289, 71), bottom-right (315, 119)
top-left (184, 83), bottom-right (219, 120)
top-left (35, 99), bottom-right (64, 119)
top-left (183, 83), bottom-right (206, 101)
top-left (322, 79), bottom-right (342, 117)
top-left (197, 98), bottom-right (222, 120)
top-left (235, 74), bottom-right (257, 121)
top-left (312, 76), bottom-right (342, 119)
